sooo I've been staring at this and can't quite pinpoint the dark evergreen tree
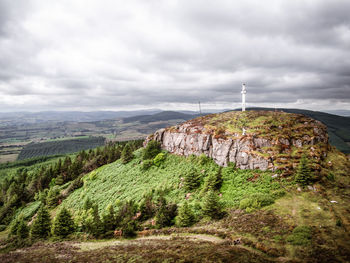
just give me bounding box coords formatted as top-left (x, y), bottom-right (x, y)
top-left (155, 196), bottom-right (177, 228)
top-left (30, 205), bottom-right (51, 239)
top-left (83, 197), bottom-right (94, 211)
top-left (46, 186), bottom-right (60, 208)
top-left (177, 201), bottom-right (195, 227)
top-left (102, 204), bottom-right (116, 235)
top-left (202, 168), bottom-right (223, 194)
top-left (295, 155), bottom-right (313, 186)
top-left (184, 169), bottom-right (201, 191)
top-left (121, 143), bottom-right (134, 164)
top-left (17, 218), bottom-right (29, 240)
top-left (52, 207), bottom-right (75, 238)
top-left (142, 140), bottom-right (161, 160)
top-left (202, 190), bottom-right (223, 219)
top-left (139, 192), bottom-right (156, 221)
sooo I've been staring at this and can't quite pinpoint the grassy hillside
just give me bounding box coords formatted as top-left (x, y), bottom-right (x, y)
top-left (1, 144), bottom-right (349, 262)
top-left (61, 149), bottom-right (280, 215)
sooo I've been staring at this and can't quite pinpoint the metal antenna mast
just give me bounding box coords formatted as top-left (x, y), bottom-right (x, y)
top-left (198, 101), bottom-right (202, 116)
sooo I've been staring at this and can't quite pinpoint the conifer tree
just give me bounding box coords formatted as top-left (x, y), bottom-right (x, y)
top-left (295, 155), bottom-right (313, 186)
top-left (9, 216), bottom-right (21, 237)
top-left (155, 196), bottom-right (177, 228)
top-left (184, 169), bottom-right (201, 191)
top-left (30, 205), bottom-right (51, 239)
top-left (52, 207), bottom-right (75, 238)
top-left (202, 190), bottom-right (223, 219)
top-left (46, 186), bottom-right (60, 208)
top-left (17, 218), bottom-right (29, 240)
top-left (102, 204), bottom-right (116, 234)
top-left (177, 201), bottom-right (195, 227)
top-left (142, 140), bottom-right (161, 160)
top-left (121, 143), bottom-right (134, 164)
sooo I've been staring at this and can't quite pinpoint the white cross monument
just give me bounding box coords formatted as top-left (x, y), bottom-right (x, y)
top-left (241, 83), bottom-right (246, 111)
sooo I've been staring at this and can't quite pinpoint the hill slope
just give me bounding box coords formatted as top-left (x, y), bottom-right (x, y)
top-left (239, 107), bottom-right (350, 153)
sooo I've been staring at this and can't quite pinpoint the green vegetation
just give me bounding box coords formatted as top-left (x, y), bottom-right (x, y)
top-left (52, 207), bottom-right (75, 238)
top-left (142, 140), bottom-right (161, 160)
top-left (17, 136), bottom-right (106, 161)
top-left (30, 205), bottom-right (51, 239)
top-left (202, 190), bottom-right (224, 219)
top-left (176, 201), bottom-right (195, 227)
top-left (286, 225), bottom-right (312, 246)
top-left (294, 155), bottom-right (314, 186)
top-left (0, 115), bottom-right (349, 263)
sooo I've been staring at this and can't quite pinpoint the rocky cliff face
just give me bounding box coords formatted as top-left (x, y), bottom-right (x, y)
top-left (145, 111), bottom-right (329, 174)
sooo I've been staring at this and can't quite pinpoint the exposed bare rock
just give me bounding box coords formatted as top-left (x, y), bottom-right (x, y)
top-left (145, 111), bottom-right (329, 172)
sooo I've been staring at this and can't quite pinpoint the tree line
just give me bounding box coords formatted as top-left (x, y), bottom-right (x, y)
top-left (17, 136), bottom-right (106, 161)
top-left (0, 140), bottom-right (143, 227)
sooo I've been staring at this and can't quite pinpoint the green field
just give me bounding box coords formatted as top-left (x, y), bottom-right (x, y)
top-left (17, 136), bottom-right (106, 161)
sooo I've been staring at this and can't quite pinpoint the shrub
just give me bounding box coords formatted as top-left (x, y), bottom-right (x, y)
top-left (30, 205), bottom-right (51, 239)
top-left (286, 225), bottom-right (312, 246)
top-left (198, 154), bottom-right (210, 165)
top-left (294, 155), bottom-right (314, 186)
top-left (202, 191), bottom-right (224, 219)
top-left (52, 207), bottom-right (75, 238)
top-left (153, 153), bottom-right (166, 167)
top-left (142, 140), bottom-right (161, 160)
top-left (141, 159), bottom-right (153, 170)
top-left (239, 193), bottom-right (274, 212)
top-left (176, 201), bottom-right (195, 227)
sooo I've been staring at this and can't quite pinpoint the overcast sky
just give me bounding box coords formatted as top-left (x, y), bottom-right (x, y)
top-left (0, 0), bottom-right (349, 112)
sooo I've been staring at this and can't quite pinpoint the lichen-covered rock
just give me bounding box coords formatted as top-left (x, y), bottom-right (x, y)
top-left (144, 111), bottom-right (329, 173)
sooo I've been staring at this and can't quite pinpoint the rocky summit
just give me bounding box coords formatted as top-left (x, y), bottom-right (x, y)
top-left (145, 111), bottom-right (329, 174)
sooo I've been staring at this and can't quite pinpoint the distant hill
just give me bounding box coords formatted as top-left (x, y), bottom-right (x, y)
top-left (123, 111), bottom-right (198, 123)
top-left (0, 110), bottom-right (163, 125)
top-left (233, 107), bottom-right (350, 153)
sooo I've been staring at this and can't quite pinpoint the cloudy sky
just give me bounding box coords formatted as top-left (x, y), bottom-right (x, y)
top-left (0, 0), bottom-right (349, 112)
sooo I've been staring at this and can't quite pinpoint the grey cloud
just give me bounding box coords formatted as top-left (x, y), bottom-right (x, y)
top-left (0, 0), bottom-right (349, 112)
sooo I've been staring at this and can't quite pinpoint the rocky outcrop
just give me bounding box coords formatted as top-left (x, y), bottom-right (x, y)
top-left (145, 111), bottom-right (329, 172)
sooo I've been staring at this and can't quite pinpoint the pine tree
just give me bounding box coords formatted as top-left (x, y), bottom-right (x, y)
top-left (202, 191), bottom-right (223, 219)
top-left (17, 218), bottom-right (29, 239)
top-left (30, 205), bottom-right (51, 239)
top-left (102, 204), bottom-right (116, 234)
top-left (295, 155), bottom-right (313, 186)
top-left (52, 207), bottom-right (75, 238)
top-left (202, 168), bottom-right (223, 194)
top-left (184, 169), bottom-right (201, 191)
top-left (46, 186), bottom-right (60, 208)
top-left (142, 140), bottom-right (161, 160)
top-left (121, 143), bottom-right (134, 164)
top-left (155, 196), bottom-right (177, 228)
top-left (177, 201), bottom-right (195, 227)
